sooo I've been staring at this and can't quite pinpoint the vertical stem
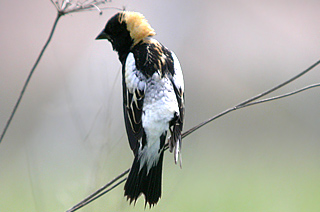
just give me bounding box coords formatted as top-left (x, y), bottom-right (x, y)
top-left (0, 12), bottom-right (62, 144)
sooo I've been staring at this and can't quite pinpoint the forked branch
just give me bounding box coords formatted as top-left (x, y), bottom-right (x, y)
top-left (66, 59), bottom-right (320, 212)
top-left (0, 0), bottom-right (122, 144)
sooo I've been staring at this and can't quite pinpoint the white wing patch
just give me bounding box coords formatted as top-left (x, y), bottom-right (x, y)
top-left (124, 51), bottom-right (184, 172)
top-left (169, 51), bottom-right (185, 166)
top-left (125, 53), bottom-right (147, 127)
top-left (124, 53), bottom-right (146, 143)
top-left (171, 51), bottom-right (184, 94)
top-left (125, 53), bottom-right (147, 93)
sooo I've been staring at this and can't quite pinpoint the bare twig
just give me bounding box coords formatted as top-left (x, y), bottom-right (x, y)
top-left (0, 0), bottom-right (121, 144)
top-left (238, 59), bottom-right (320, 107)
top-left (0, 13), bottom-right (62, 144)
top-left (179, 81), bottom-right (320, 140)
top-left (66, 169), bottom-right (130, 212)
top-left (84, 178), bottom-right (128, 207)
top-left (59, 0), bottom-right (122, 15)
top-left (50, 0), bottom-right (60, 10)
top-left (66, 60), bottom-right (320, 212)
top-left (181, 59), bottom-right (320, 139)
top-left (237, 83), bottom-right (320, 109)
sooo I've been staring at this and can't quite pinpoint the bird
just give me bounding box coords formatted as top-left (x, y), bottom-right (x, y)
top-left (96, 11), bottom-right (185, 207)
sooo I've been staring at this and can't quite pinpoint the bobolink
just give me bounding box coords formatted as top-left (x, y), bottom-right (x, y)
top-left (96, 11), bottom-right (185, 207)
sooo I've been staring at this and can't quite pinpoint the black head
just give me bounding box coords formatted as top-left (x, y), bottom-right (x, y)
top-left (96, 12), bottom-right (133, 59)
top-left (96, 12), bottom-right (155, 62)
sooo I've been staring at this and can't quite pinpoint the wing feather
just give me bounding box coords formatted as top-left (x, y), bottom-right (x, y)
top-left (123, 53), bottom-right (146, 154)
top-left (170, 51), bottom-right (185, 123)
top-left (168, 51), bottom-right (185, 165)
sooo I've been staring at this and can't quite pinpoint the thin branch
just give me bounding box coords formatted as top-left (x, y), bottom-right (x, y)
top-left (86, 178), bottom-right (128, 207)
top-left (181, 59), bottom-right (320, 139)
top-left (61, 0), bottom-right (71, 11)
top-left (63, 4), bottom-right (122, 15)
top-left (66, 60), bottom-right (320, 212)
top-left (0, 0), bottom-right (119, 144)
top-left (172, 82), bottom-right (320, 145)
top-left (50, 0), bottom-right (60, 10)
top-left (91, 3), bottom-right (103, 15)
top-left (57, 0), bottom-right (121, 15)
top-left (237, 59), bottom-right (320, 107)
top-left (66, 169), bottom-right (130, 212)
top-left (63, 6), bottom-right (123, 15)
top-left (67, 178), bottom-right (128, 212)
top-left (237, 83), bottom-right (320, 109)
top-left (0, 13), bottom-right (62, 144)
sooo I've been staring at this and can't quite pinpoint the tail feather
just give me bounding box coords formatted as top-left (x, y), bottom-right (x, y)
top-left (124, 150), bottom-right (164, 207)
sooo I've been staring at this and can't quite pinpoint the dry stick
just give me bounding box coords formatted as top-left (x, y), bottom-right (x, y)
top-left (0, 12), bottom-right (62, 144)
top-left (167, 82), bottom-right (320, 149)
top-left (67, 83), bottom-right (320, 212)
top-left (237, 83), bottom-right (320, 109)
top-left (181, 58), bottom-right (320, 139)
top-left (0, 1), bottom-right (121, 144)
top-left (84, 178), bottom-right (128, 206)
top-left (66, 60), bottom-right (320, 212)
top-left (66, 169), bottom-right (130, 212)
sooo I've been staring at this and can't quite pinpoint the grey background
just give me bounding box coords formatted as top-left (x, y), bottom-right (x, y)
top-left (1, 0), bottom-right (320, 211)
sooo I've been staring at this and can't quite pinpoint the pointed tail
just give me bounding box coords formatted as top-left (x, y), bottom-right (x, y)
top-left (124, 149), bottom-right (164, 207)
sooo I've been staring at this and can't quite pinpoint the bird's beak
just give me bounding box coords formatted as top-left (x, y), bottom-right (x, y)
top-left (96, 31), bottom-right (109, 40)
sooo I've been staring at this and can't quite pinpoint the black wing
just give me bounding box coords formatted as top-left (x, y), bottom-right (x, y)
top-left (168, 51), bottom-right (185, 164)
top-left (122, 53), bottom-right (146, 155)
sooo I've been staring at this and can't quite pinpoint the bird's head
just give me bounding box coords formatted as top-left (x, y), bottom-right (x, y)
top-left (96, 11), bottom-right (155, 59)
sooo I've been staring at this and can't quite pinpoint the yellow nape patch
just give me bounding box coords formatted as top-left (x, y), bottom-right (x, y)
top-left (120, 11), bottom-right (156, 46)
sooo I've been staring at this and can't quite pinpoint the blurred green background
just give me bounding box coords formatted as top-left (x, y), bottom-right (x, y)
top-left (1, 0), bottom-right (320, 211)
